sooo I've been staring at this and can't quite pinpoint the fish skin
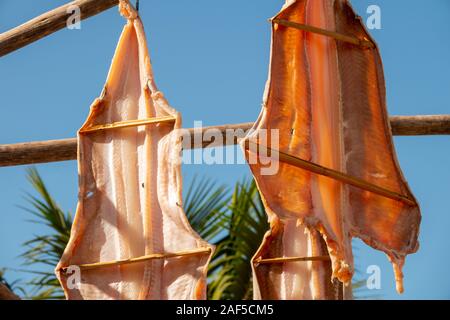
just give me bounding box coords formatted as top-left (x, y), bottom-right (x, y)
top-left (242, 0), bottom-right (420, 298)
top-left (252, 218), bottom-right (341, 300)
top-left (55, 1), bottom-right (213, 300)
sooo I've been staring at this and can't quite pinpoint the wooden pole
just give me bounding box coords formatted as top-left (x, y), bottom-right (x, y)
top-left (0, 138), bottom-right (78, 167)
top-left (0, 283), bottom-right (20, 300)
top-left (389, 115), bottom-right (450, 136)
top-left (0, 0), bottom-right (120, 57)
top-left (0, 115), bottom-right (449, 167)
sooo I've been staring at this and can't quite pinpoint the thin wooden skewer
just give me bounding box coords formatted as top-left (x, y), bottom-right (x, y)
top-left (245, 140), bottom-right (415, 206)
top-left (271, 18), bottom-right (374, 49)
top-left (255, 255), bottom-right (331, 265)
top-left (79, 116), bottom-right (176, 134)
top-left (59, 247), bottom-right (212, 273)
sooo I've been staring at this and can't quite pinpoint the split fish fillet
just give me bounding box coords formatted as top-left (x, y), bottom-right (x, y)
top-left (242, 0), bottom-right (421, 298)
top-left (56, 1), bottom-right (213, 300)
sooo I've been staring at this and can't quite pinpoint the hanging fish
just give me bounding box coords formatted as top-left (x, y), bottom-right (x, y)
top-left (241, 0), bottom-right (421, 299)
top-left (56, 0), bottom-right (213, 300)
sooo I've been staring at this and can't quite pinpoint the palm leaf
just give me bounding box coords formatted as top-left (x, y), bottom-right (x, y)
top-left (19, 167), bottom-right (72, 299)
top-left (207, 179), bottom-right (269, 300)
top-left (16, 168), bottom-right (371, 300)
top-left (18, 170), bottom-right (231, 299)
top-left (184, 176), bottom-right (230, 242)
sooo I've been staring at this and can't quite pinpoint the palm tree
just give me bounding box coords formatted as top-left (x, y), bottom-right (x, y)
top-left (18, 168), bottom-right (72, 299)
top-left (15, 168), bottom-right (268, 300)
top-left (208, 180), bottom-right (268, 299)
top-left (11, 168), bottom-right (369, 299)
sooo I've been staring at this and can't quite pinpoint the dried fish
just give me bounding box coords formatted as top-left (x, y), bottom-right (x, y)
top-left (242, 0), bottom-right (421, 298)
top-left (56, 1), bottom-right (213, 300)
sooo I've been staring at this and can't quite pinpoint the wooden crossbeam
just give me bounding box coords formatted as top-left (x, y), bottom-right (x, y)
top-left (0, 0), bottom-right (120, 57)
top-left (0, 115), bottom-right (449, 168)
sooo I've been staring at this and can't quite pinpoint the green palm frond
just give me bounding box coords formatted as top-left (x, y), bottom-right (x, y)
top-left (19, 167), bottom-right (72, 299)
top-left (16, 168), bottom-right (371, 300)
top-left (19, 170), bottom-right (231, 299)
top-left (208, 180), bottom-right (269, 300)
top-left (184, 176), bottom-right (230, 242)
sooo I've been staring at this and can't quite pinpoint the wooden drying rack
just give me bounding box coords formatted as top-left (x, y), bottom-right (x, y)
top-left (1, 0), bottom-right (449, 300)
top-left (1, 115), bottom-right (449, 168)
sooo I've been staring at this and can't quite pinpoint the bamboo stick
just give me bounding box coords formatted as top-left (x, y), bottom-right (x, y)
top-left (0, 0), bottom-right (120, 57)
top-left (59, 247), bottom-right (212, 272)
top-left (272, 18), bottom-right (374, 49)
top-left (255, 255), bottom-right (330, 265)
top-left (79, 116), bottom-right (176, 134)
top-left (245, 141), bottom-right (415, 206)
top-left (0, 115), bottom-right (449, 167)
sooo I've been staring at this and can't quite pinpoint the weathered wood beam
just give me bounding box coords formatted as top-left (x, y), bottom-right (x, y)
top-left (0, 0), bottom-right (120, 57)
top-left (0, 115), bottom-right (449, 167)
top-left (0, 138), bottom-right (78, 167)
top-left (389, 115), bottom-right (450, 136)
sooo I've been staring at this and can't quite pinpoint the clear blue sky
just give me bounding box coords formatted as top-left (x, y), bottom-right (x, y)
top-left (0, 0), bottom-right (449, 299)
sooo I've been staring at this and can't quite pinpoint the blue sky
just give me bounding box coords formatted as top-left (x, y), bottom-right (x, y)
top-left (0, 0), bottom-right (449, 299)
